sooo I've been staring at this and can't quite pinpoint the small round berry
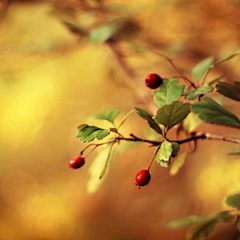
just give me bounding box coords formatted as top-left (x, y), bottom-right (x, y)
top-left (69, 156), bottom-right (85, 169)
top-left (135, 170), bottom-right (151, 187)
top-left (145, 73), bottom-right (163, 89)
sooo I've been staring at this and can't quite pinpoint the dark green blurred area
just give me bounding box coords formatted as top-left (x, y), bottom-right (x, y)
top-left (1, 0), bottom-right (240, 239)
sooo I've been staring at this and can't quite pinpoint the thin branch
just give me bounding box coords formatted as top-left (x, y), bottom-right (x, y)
top-left (201, 68), bottom-right (211, 85)
top-left (148, 145), bottom-right (161, 171)
top-left (81, 140), bottom-right (115, 156)
top-left (148, 49), bottom-right (197, 89)
top-left (175, 132), bottom-right (240, 145)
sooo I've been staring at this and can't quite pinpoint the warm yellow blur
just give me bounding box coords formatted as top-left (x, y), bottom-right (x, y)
top-left (1, 1), bottom-right (240, 240)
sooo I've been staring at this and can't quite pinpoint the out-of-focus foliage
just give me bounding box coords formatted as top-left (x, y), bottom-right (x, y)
top-left (1, 0), bottom-right (240, 240)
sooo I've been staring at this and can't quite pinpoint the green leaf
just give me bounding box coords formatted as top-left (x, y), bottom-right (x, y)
top-left (191, 57), bottom-right (214, 83)
top-left (186, 218), bottom-right (218, 240)
top-left (170, 152), bottom-right (187, 176)
top-left (184, 84), bottom-right (214, 100)
top-left (117, 109), bottom-right (135, 129)
top-left (77, 124), bottom-right (89, 130)
top-left (160, 161), bottom-right (171, 168)
top-left (156, 140), bottom-right (172, 167)
top-left (154, 101), bottom-right (191, 130)
top-left (99, 143), bottom-right (115, 179)
top-left (171, 142), bottom-right (180, 158)
top-left (226, 194), bottom-right (240, 210)
top-left (215, 49), bottom-right (240, 66)
top-left (76, 125), bottom-right (110, 142)
top-left (89, 22), bottom-right (120, 44)
top-left (135, 107), bottom-right (162, 135)
top-left (153, 78), bottom-right (185, 107)
top-left (216, 81), bottom-right (240, 102)
top-left (186, 211), bottom-right (234, 240)
top-left (168, 215), bottom-right (206, 228)
top-left (191, 97), bottom-right (240, 129)
top-left (89, 109), bottom-right (120, 124)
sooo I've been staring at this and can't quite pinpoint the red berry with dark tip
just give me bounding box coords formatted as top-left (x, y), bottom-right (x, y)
top-left (135, 170), bottom-right (151, 187)
top-left (145, 73), bottom-right (163, 89)
top-left (69, 156), bottom-right (85, 169)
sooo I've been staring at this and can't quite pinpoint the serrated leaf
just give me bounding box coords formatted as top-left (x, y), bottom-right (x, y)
top-left (156, 140), bottom-right (173, 167)
top-left (76, 126), bottom-right (110, 142)
top-left (135, 107), bottom-right (162, 135)
top-left (216, 81), bottom-right (240, 102)
top-left (89, 109), bottom-right (120, 124)
top-left (170, 152), bottom-right (187, 176)
top-left (191, 97), bottom-right (240, 129)
top-left (154, 101), bottom-right (190, 130)
top-left (226, 194), bottom-right (240, 210)
top-left (160, 161), bottom-right (171, 168)
top-left (171, 142), bottom-right (180, 158)
top-left (96, 129), bottom-right (111, 140)
top-left (191, 57), bottom-right (214, 83)
top-left (168, 215), bottom-right (206, 228)
top-left (186, 211), bottom-right (234, 240)
top-left (153, 78), bottom-right (185, 107)
top-left (184, 84), bottom-right (214, 100)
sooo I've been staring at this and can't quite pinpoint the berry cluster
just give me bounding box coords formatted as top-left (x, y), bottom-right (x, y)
top-left (69, 73), bottom-right (164, 188)
top-left (70, 155), bottom-right (151, 188)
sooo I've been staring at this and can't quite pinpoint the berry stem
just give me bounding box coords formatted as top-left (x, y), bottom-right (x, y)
top-left (148, 49), bottom-right (197, 89)
top-left (147, 145), bottom-right (161, 171)
top-left (81, 140), bottom-right (116, 157)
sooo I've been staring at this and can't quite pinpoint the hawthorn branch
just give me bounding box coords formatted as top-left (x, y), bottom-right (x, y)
top-left (116, 134), bottom-right (160, 146)
top-left (175, 132), bottom-right (240, 145)
top-left (80, 132), bottom-right (240, 158)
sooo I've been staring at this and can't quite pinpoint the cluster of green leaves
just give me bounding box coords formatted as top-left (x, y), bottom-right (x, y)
top-left (168, 194), bottom-right (240, 240)
top-left (75, 109), bottom-right (120, 142)
top-left (76, 49), bottom-right (240, 175)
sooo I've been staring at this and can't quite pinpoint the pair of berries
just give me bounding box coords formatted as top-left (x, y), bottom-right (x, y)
top-left (69, 156), bottom-right (151, 187)
top-left (145, 73), bottom-right (163, 89)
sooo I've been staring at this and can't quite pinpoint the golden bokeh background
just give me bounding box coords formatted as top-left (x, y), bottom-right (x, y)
top-left (1, 0), bottom-right (240, 239)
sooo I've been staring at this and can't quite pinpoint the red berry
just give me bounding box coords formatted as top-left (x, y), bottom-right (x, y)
top-left (135, 170), bottom-right (151, 187)
top-left (145, 73), bottom-right (163, 89)
top-left (69, 156), bottom-right (85, 169)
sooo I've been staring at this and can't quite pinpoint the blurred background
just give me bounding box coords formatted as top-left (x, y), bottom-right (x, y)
top-left (1, 0), bottom-right (240, 239)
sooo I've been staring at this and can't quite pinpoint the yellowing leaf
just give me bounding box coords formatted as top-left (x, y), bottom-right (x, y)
top-left (170, 152), bottom-right (187, 176)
